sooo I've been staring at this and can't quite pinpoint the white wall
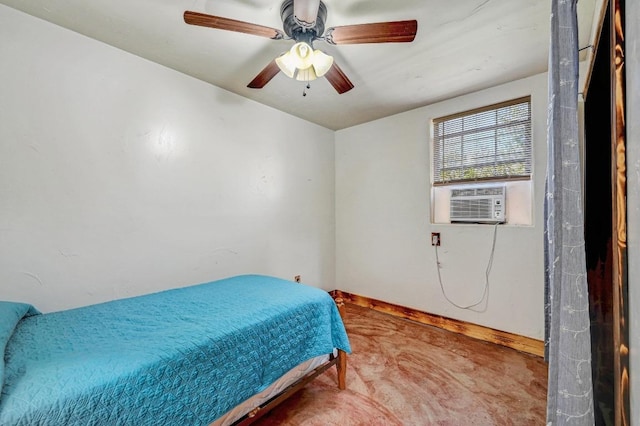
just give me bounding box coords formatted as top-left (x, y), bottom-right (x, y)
top-left (0, 5), bottom-right (335, 313)
top-left (336, 73), bottom-right (548, 339)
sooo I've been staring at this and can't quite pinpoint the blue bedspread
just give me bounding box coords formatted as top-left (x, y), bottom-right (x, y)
top-left (0, 275), bottom-right (351, 425)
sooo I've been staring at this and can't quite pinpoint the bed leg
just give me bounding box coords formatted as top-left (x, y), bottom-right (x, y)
top-left (337, 349), bottom-right (347, 390)
top-left (333, 296), bottom-right (348, 390)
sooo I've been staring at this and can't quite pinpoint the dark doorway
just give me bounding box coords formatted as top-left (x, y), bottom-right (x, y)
top-left (584, 7), bottom-right (614, 426)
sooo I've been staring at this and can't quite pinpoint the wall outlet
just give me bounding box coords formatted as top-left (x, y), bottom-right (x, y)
top-left (431, 232), bottom-right (441, 246)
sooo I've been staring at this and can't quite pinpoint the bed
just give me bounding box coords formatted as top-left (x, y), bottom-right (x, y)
top-left (0, 274), bottom-right (351, 425)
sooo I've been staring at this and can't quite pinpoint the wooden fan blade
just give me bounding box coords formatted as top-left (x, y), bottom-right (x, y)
top-left (247, 60), bottom-right (281, 89)
top-left (324, 62), bottom-right (354, 94)
top-left (184, 11), bottom-right (284, 39)
top-left (325, 20), bottom-right (418, 45)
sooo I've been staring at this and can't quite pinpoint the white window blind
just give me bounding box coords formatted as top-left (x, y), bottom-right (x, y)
top-left (433, 97), bottom-right (532, 185)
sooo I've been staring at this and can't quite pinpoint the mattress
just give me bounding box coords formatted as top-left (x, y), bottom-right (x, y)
top-left (0, 275), bottom-right (351, 425)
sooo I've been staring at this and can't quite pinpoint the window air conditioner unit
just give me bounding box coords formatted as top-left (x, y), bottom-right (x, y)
top-left (450, 185), bottom-right (506, 223)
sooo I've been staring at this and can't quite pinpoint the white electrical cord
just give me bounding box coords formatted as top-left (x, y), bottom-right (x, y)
top-left (435, 223), bottom-right (499, 310)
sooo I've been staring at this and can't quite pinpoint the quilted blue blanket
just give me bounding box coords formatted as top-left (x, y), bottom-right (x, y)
top-left (0, 275), bottom-right (351, 425)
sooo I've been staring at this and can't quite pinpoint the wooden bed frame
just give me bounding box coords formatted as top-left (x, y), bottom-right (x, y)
top-left (224, 297), bottom-right (348, 425)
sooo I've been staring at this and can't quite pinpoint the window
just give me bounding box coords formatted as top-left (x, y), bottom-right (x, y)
top-left (433, 97), bottom-right (532, 185)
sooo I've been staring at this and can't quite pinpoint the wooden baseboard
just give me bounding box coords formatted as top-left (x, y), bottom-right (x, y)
top-left (330, 290), bottom-right (544, 357)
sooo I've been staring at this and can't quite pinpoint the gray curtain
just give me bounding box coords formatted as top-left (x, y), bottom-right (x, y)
top-left (544, 0), bottom-right (595, 424)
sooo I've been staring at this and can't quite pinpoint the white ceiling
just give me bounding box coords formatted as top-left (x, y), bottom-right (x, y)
top-left (1, 0), bottom-right (601, 130)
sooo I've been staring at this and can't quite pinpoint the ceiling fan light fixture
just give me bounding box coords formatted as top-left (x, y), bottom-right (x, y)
top-left (311, 49), bottom-right (333, 77)
top-left (276, 42), bottom-right (333, 81)
top-left (295, 67), bottom-right (318, 82)
top-left (275, 52), bottom-right (297, 78)
top-left (291, 42), bottom-right (314, 69)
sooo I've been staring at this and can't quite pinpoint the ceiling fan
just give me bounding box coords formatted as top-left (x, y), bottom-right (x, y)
top-left (183, 0), bottom-right (418, 94)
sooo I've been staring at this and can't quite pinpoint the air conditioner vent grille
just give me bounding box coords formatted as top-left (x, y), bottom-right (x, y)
top-left (451, 199), bottom-right (493, 220)
top-left (450, 185), bottom-right (506, 223)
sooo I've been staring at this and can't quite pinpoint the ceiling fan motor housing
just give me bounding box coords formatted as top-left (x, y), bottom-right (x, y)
top-left (281, 0), bottom-right (327, 45)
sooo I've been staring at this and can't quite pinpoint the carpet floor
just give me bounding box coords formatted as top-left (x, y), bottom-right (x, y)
top-left (255, 303), bottom-right (548, 425)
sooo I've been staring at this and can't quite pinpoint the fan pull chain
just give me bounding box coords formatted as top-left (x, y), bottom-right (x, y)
top-left (302, 82), bottom-right (311, 97)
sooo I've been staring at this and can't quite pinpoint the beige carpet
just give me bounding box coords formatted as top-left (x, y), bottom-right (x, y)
top-left (255, 304), bottom-right (547, 425)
